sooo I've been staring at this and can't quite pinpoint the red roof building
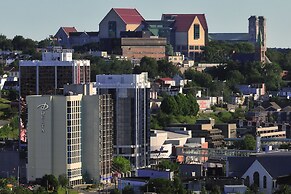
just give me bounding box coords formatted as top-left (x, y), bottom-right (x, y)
top-left (162, 13), bottom-right (208, 59)
top-left (113, 8), bottom-right (145, 24)
top-left (99, 8), bottom-right (144, 39)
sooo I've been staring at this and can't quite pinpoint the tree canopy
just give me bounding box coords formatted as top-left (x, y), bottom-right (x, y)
top-left (160, 94), bottom-right (199, 116)
top-left (112, 156), bottom-right (131, 173)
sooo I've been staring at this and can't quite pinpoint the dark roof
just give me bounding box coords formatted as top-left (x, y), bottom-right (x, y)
top-left (113, 8), bottom-right (144, 24)
top-left (282, 106), bottom-right (291, 112)
top-left (143, 20), bottom-right (174, 28)
top-left (256, 153), bottom-right (291, 178)
top-left (208, 33), bottom-right (249, 42)
top-left (228, 157), bottom-right (255, 177)
top-left (162, 14), bottom-right (208, 32)
top-left (253, 106), bottom-right (266, 112)
top-left (86, 32), bottom-right (99, 36)
top-left (69, 32), bottom-right (83, 37)
top-left (3, 66), bottom-right (17, 72)
top-left (228, 152), bottom-right (291, 178)
top-left (69, 31), bottom-right (99, 37)
top-left (262, 101), bottom-right (281, 110)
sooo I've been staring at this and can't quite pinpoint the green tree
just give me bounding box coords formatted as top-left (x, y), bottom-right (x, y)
top-left (133, 57), bottom-right (158, 78)
top-left (184, 69), bottom-right (213, 88)
top-left (157, 160), bottom-right (179, 172)
top-left (110, 188), bottom-right (121, 194)
top-left (112, 156), bottom-right (131, 173)
top-left (147, 178), bottom-right (173, 194)
top-left (187, 94), bottom-right (199, 116)
top-left (38, 38), bottom-right (53, 48)
top-left (234, 134), bottom-right (256, 150)
top-left (274, 185), bottom-right (291, 194)
top-left (40, 174), bottom-right (59, 191)
top-left (217, 111), bottom-right (233, 123)
top-left (160, 96), bottom-right (178, 115)
top-left (0, 35), bottom-right (13, 50)
top-left (165, 44), bottom-right (174, 56)
top-left (174, 94), bottom-right (188, 115)
top-left (173, 177), bottom-right (187, 194)
top-left (157, 59), bottom-right (179, 78)
top-left (210, 185), bottom-right (221, 194)
top-left (201, 186), bottom-right (207, 194)
top-left (122, 185), bottom-right (134, 194)
top-left (58, 174), bottom-right (68, 188)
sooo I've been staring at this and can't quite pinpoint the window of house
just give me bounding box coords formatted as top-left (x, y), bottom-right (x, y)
top-left (245, 176), bottom-right (250, 187)
top-left (263, 176), bottom-right (267, 188)
top-left (253, 172), bottom-right (260, 187)
top-left (189, 46), bottom-right (194, 50)
top-left (194, 24), bottom-right (200, 40)
top-left (108, 21), bottom-right (117, 38)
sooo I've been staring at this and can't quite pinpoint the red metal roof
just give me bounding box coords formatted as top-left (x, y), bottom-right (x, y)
top-left (62, 27), bottom-right (77, 35)
top-left (159, 77), bottom-right (174, 82)
top-left (113, 8), bottom-right (145, 24)
top-left (162, 14), bottom-right (208, 32)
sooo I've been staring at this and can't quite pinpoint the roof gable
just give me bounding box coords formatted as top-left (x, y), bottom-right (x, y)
top-left (62, 27), bottom-right (77, 36)
top-left (162, 14), bottom-right (208, 32)
top-left (113, 8), bottom-right (145, 25)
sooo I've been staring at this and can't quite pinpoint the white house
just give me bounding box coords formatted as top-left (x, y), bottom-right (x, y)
top-left (227, 152), bottom-right (291, 194)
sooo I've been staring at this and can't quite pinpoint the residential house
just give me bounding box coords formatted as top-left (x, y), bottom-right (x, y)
top-left (69, 31), bottom-right (99, 47)
top-left (54, 27), bottom-right (77, 48)
top-left (3, 66), bottom-right (19, 78)
top-left (237, 83), bottom-right (265, 101)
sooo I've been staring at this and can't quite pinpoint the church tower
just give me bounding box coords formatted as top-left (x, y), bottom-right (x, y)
top-left (248, 16), bottom-right (267, 63)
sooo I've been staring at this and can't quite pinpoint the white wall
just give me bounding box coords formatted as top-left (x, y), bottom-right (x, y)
top-left (242, 160), bottom-right (275, 194)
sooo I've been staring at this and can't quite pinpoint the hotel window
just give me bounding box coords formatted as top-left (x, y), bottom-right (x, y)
top-left (194, 24), bottom-right (200, 40)
top-left (189, 46), bottom-right (194, 50)
top-left (108, 21), bottom-right (117, 38)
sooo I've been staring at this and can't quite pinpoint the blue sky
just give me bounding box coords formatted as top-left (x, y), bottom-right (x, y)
top-left (1, 0), bottom-right (290, 48)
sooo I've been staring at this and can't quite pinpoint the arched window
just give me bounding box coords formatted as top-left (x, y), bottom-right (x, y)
top-left (253, 171), bottom-right (260, 187)
top-left (263, 176), bottom-right (267, 188)
top-left (245, 176), bottom-right (250, 187)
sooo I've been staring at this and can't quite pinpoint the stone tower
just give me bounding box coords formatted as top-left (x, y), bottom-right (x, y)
top-left (248, 16), bottom-right (267, 63)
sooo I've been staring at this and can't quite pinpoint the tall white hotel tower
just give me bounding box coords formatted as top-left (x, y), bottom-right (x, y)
top-left (27, 84), bottom-right (113, 186)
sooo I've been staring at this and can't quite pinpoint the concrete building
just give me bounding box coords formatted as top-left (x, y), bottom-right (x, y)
top-left (150, 128), bottom-right (192, 163)
top-left (96, 72), bottom-right (150, 169)
top-left (170, 119), bottom-right (224, 148)
top-left (215, 123), bottom-right (237, 139)
top-left (19, 47), bottom-right (90, 97)
top-left (26, 84), bottom-right (113, 185)
top-left (19, 47), bottom-right (90, 144)
top-left (256, 126), bottom-right (286, 138)
top-left (100, 36), bottom-right (166, 60)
